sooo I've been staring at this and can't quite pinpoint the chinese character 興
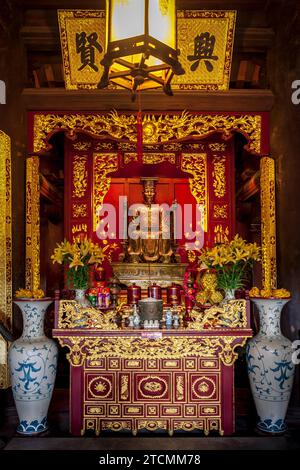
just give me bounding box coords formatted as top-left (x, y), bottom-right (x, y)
top-left (187, 32), bottom-right (218, 73)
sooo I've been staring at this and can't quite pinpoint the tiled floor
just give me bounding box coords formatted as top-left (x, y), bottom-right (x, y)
top-left (1, 388), bottom-right (300, 450)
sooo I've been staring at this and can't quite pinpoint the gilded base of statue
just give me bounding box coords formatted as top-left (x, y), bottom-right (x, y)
top-left (112, 263), bottom-right (188, 289)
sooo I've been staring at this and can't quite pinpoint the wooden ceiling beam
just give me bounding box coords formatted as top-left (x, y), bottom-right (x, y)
top-left (21, 88), bottom-right (274, 112)
top-left (17, 0), bottom-right (270, 11)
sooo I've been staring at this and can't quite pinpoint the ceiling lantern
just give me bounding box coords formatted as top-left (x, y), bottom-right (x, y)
top-left (98, 0), bottom-right (185, 98)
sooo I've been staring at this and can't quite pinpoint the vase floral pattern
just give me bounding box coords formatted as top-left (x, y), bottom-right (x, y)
top-left (75, 288), bottom-right (90, 307)
top-left (8, 299), bottom-right (58, 435)
top-left (246, 298), bottom-right (295, 433)
top-left (223, 288), bottom-right (236, 302)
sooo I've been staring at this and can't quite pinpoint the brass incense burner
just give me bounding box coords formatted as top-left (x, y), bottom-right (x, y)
top-left (138, 298), bottom-right (163, 324)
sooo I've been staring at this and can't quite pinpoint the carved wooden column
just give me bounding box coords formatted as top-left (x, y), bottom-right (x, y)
top-left (0, 130), bottom-right (12, 389)
top-left (260, 156), bottom-right (277, 290)
top-left (26, 156), bottom-right (40, 291)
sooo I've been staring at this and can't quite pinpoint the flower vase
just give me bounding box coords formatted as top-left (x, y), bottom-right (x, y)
top-left (222, 288), bottom-right (236, 304)
top-left (8, 299), bottom-right (58, 435)
top-left (246, 298), bottom-right (295, 434)
top-left (74, 288), bottom-right (90, 307)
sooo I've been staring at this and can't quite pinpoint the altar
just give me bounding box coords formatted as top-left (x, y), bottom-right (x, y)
top-left (1, 0), bottom-right (298, 451)
top-left (53, 298), bottom-right (252, 436)
top-left (24, 107), bottom-right (273, 438)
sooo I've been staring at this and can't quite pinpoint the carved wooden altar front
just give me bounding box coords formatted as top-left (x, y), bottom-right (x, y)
top-left (53, 299), bottom-right (252, 436)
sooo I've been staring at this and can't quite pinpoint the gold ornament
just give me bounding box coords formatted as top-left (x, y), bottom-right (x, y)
top-left (72, 203), bottom-right (88, 218)
top-left (33, 111), bottom-right (262, 154)
top-left (209, 143), bottom-right (227, 152)
top-left (212, 156), bottom-right (226, 198)
top-left (181, 153), bottom-right (207, 231)
top-left (73, 141), bottom-right (92, 151)
top-left (72, 156), bottom-right (88, 198)
top-left (58, 300), bottom-right (118, 330)
top-left (189, 300), bottom-right (248, 330)
top-left (55, 334), bottom-right (250, 367)
top-left (0, 132), bottom-right (12, 390)
top-left (196, 271), bottom-right (224, 307)
top-left (260, 157), bottom-right (277, 290)
top-left (25, 156), bottom-right (40, 291)
top-left (213, 204), bottom-right (228, 219)
top-left (93, 153), bottom-right (118, 231)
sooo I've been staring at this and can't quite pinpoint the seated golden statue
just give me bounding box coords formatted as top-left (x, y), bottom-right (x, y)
top-left (127, 178), bottom-right (174, 264)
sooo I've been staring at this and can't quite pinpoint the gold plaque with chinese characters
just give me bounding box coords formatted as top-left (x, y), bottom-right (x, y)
top-left (58, 10), bottom-right (105, 90)
top-left (174, 10), bottom-right (236, 91)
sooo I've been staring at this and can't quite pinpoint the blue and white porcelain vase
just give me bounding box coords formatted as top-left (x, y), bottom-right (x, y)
top-left (8, 299), bottom-right (58, 435)
top-left (246, 297), bottom-right (295, 434)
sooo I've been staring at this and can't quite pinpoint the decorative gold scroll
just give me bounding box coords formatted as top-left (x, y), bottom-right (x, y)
top-left (213, 204), bottom-right (228, 219)
top-left (73, 203), bottom-right (88, 218)
top-left (124, 153), bottom-right (176, 165)
top-left (181, 153), bottom-right (207, 231)
top-left (0, 131), bottom-right (12, 389)
top-left (214, 225), bottom-right (229, 244)
top-left (212, 156), bottom-right (226, 198)
top-left (56, 334), bottom-right (250, 368)
top-left (72, 155), bottom-right (88, 198)
top-left (209, 143), bottom-right (227, 152)
top-left (260, 157), bottom-right (277, 290)
top-left (93, 153), bottom-right (119, 231)
top-left (33, 111), bottom-right (262, 155)
top-left (174, 10), bottom-right (236, 90)
top-left (26, 156), bottom-right (40, 291)
top-left (58, 10), bottom-right (106, 90)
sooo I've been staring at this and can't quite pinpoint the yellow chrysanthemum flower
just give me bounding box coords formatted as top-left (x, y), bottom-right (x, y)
top-left (15, 288), bottom-right (33, 299)
top-left (211, 291), bottom-right (224, 305)
top-left (249, 287), bottom-right (260, 297)
top-left (32, 289), bottom-right (45, 299)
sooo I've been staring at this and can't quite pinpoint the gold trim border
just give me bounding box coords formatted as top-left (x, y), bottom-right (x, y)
top-left (93, 153), bottom-right (119, 232)
top-left (174, 10), bottom-right (236, 91)
top-left (26, 156), bottom-right (40, 291)
top-left (58, 9), bottom-right (106, 90)
top-left (0, 130), bottom-right (12, 389)
top-left (260, 157), bottom-right (277, 290)
top-left (56, 335), bottom-right (250, 368)
top-left (32, 111), bottom-right (262, 155)
top-left (181, 153), bottom-right (207, 231)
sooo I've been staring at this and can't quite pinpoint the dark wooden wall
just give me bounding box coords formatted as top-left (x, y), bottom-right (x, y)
top-left (268, 0), bottom-right (300, 406)
top-left (0, 1), bottom-right (26, 308)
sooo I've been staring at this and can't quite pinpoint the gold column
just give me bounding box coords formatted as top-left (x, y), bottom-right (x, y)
top-left (0, 130), bottom-right (12, 389)
top-left (260, 156), bottom-right (277, 290)
top-left (26, 156), bottom-right (40, 291)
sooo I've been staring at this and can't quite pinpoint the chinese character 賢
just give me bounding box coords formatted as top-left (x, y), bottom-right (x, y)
top-left (76, 32), bottom-right (103, 72)
top-left (187, 32), bottom-right (218, 72)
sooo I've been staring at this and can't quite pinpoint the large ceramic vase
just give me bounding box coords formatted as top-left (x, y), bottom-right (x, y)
top-left (8, 299), bottom-right (58, 435)
top-left (246, 297), bottom-right (295, 434)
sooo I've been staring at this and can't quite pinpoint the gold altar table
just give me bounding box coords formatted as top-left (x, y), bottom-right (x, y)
top-left (53, 299), bottom-right (252, 436)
